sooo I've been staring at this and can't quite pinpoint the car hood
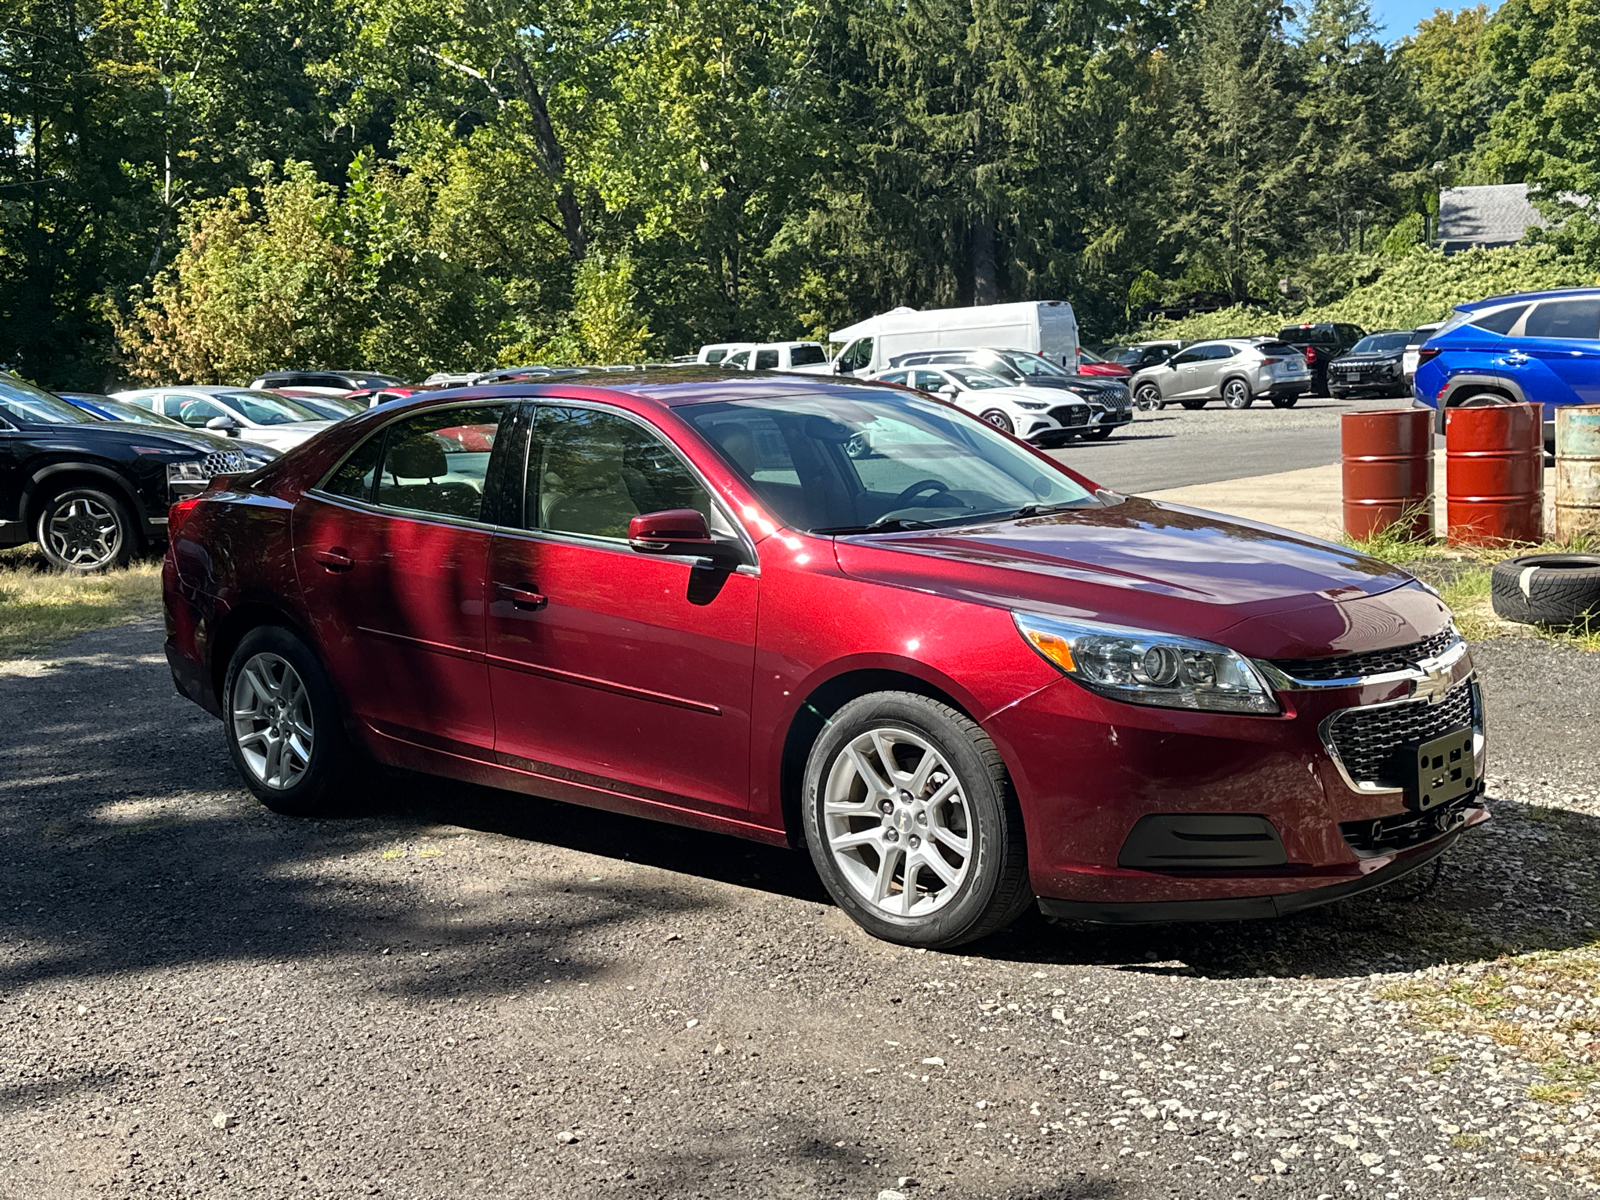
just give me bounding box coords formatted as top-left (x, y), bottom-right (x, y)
top-left (246, 421), bottom-right (333, 442)
top-left (831, 496), bottom-right (1448, 659)
top-left (37, 422), bottom-right (228, 456)
top-left (966, 385), bottom-right (1082, 405)
top-left (1334, 351), bottom-right (1403, 364)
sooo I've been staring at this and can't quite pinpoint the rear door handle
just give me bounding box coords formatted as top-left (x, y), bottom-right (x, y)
top-left (495, 582), bottom-right (548, 611)
top-left (313, 548), bottom-right (355, 572)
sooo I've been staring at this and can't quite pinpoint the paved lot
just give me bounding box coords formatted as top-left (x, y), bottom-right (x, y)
top-left (1054, 395), bottom-right (1417, 494)
top-left (3, 619), bottom-right (1600, 1199)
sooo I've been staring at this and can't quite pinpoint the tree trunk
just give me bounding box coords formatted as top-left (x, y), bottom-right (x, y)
top-left (971, 219), bottom-right (996, 305)
top-left (508, 51), bottom-right (587, 262)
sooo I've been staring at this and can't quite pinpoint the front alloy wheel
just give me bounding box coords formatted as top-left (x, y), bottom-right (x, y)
top-left (981, 409), bottom-right (1014, 435)
top-left (802, 692), bottom-right (1031, 948)
top-left (1133, 384), bottom-right (1162, 412)
top-left (36, 488), bottom-right (132, 573)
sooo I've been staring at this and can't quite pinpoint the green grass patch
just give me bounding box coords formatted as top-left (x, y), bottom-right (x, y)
top-left (0, 545), bottom-right (162, 661)
top-left (1530, 1083), bottom-right (1586, 1105)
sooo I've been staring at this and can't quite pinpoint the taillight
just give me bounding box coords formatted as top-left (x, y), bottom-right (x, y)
top-left (1418, 347), bottom-right (1442, 364)
top-left (1304, 346), bottom-right (1318, 364)
top-left (168, 496), bottom-right (203, 536)
top-left (1259, 357), bottom-right (1281, 365)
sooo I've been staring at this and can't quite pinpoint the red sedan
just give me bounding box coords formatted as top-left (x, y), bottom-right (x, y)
top-left (163, 371), bottom-right (1486, 948)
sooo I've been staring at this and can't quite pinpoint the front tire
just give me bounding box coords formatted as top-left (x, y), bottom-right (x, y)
top-left (801, 692), bottom-right (1032, 949)
top-left (1083, 426), bottom-right (1114, 440)
top-left (1180, 399), bottom-right (1207, 410)
top-left (980, 409), bottom-right (1014, 435)
top-left (1133, 384), bottom-right (1161, 412)
top-left (35, 487), bottom-right (135, 573)
top-left (223, 625), bottom-right (354, 816)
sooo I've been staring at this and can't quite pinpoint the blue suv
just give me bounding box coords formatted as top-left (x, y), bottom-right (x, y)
top-left (1413, 287), bottom-right (1600, 448)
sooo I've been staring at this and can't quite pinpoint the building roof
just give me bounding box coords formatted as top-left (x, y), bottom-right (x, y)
top-left (1437, 184), bottom-right (1548, 252)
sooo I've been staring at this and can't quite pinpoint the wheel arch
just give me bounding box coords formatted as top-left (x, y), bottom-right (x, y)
top-left (776, 664), bottom-right (985, 849)
top-left (21, 463), bottom-right (149, 533)
top-left (209, 599), bottom-right (320, 707)
top-left (1439, 374), bottom-right (1526, 407)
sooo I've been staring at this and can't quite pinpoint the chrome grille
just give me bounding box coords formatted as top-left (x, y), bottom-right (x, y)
top-left (1326, 680), bottom-right (1476, 789)
top-left (199, 450), bottom-right (254, 477)
top-left (1271, 628), bottom-right (1456, 681)
top-left (1101, 385), bottom-right (1131, 411)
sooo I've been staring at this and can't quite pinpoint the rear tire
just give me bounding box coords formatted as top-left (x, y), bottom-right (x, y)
top-left (223, 625), bottom-right (355, 816)
top-left (1180, 400), bottom-right (1207, 410)
top-left (1222, 379), bottom-right (1253, 409)
top-left (1490, 554), bottom-right (1600, 627)
top-left (1271, 396), bottom-right (1299, 409)
top-left (1083, 426), bottom-right (1114, 440)
top-left (801, 692), bottom-right (1032, 949)
top-left (34, 487), bottom-right (135, 573)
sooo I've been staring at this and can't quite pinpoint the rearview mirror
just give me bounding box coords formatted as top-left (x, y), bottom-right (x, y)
top-left (628, 509), bottom-right (717, 556)
top-left (205, 415), bottom-right (241, 437)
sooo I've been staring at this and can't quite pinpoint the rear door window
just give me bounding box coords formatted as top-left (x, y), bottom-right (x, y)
top-left (1469, 304), bottom-right (1529, 335)
top-left (1522, 298), bottom-right (1600, 340)
top-left (372, 405), bottom-right (506, 521)
top-left (754, 349), bottom-right (779, 369)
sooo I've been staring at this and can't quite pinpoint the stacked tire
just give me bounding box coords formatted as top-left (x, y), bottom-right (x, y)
top-left (1490, 554), bottom-right (1600, 627)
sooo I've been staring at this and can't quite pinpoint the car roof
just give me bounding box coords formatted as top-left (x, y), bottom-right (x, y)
top-left (390, 366), bottom-right (905, 411)
top-left (1458, 286), bottom-right (1600, 311)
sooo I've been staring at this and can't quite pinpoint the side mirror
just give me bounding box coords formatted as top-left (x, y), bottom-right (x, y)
top-left (937, 384), bottom-right (959, 399)
top-left (628, 509), bottom-right (717, 556)
top-left (205, 415), bottom-right (241, 437)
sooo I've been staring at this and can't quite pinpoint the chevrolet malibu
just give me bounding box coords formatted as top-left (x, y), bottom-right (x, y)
top-left (163, 371), bottom-right (1487, 948)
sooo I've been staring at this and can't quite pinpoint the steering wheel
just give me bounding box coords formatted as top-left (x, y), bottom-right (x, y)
top-left (890, 479), bottom-right (955, 509)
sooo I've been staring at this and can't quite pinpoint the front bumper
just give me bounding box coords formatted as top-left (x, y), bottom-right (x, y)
top-left (1088, 407), bottom-right (1134, 430)
top-left (988, 643), bottom-right (1485, 917)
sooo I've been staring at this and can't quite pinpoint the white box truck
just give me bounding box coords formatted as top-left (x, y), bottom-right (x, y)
top-left (787, 301), bottom-right (1080, 376)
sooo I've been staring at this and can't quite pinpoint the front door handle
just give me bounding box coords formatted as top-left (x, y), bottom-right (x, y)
top-left (495, 582), bottom-right (548, 611)
top-left (313, 548), bottom-right (355, 572)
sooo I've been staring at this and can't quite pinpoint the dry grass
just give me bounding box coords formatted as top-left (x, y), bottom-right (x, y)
top-left (0, 545), bottom-right (162, 661)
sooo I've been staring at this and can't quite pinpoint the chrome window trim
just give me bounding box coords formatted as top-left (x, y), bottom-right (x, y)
top-left (1317, 677), bottom-right (1485, 798)
top-left (302, 488), bottom-right (503, 535)
top-left (1253, 634), bottom-right (1468, 692)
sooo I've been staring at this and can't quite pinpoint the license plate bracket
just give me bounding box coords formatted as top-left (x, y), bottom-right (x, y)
top-left (1410, 726), bottom-right (1475, 811)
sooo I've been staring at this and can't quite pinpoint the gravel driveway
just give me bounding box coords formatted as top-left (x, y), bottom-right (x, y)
top-left (2, 620), bottom-right (1598, 1199)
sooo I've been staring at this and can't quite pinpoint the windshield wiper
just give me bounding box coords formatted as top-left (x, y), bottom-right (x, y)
top-left (813, 516), bottom-right (936, 535)
top-left (1006, 502), bottom-right (1083, 519)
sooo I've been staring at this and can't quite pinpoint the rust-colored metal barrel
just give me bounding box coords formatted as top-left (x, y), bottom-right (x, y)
top-left (1555, 405), bottom-right (1600, 542)
top-left (1446, 403), bottom-right (1543, 545)
top-left (1341, 408), bottom-right (1435, 540)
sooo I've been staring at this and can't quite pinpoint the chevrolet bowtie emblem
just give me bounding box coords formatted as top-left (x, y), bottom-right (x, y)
top-left (1413, 660), bottom-right (1453, 704)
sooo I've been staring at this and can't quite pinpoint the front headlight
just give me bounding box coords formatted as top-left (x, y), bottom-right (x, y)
top-left (166, 461), bottom-right (209, 485)
top-left (1015, 401), bottom-right (1050, 410)
top-left (1013, 612), bottom-right (1279, 715)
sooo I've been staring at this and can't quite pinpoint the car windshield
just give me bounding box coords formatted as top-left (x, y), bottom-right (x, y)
top-left (947, 369), bottom-right (1009, 390)
top-left (0, 376), bottom-right (95, 424)
top-left (1002, 351), bottom-right (1071, 378)
top-left (789, 345), bottom-right (827, 366)
top-left (684, 391), bottom-right (1097, 535)
top-left (1351, 333), bottom-right (1409, 354)
top-left (217, 390), bottom-right (324, 424)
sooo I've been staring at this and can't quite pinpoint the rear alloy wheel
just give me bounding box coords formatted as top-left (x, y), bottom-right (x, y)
top-left (802, 692), bottom-right (1032, 949)
top-left (35, 487), bottom-right (134, 573)
top-left (224, 625), bottom-right (354, 815)
top-left (981, 409), bottom-right (1014, 435)
top-left (1222, 379), bottom-right (1253, 409)
top-left (1133, 384), bottom-right (1162, 412)
top-left (1180, 399), bottom-right (1207, 410)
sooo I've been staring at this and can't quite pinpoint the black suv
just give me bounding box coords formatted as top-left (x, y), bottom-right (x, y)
top-left (1276, 323), bottom-right (1367, 396)
top-left (0, 374), bottom-right (257, 571)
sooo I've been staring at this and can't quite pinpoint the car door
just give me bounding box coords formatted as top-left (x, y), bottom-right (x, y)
top-left (1501, 296), bottom-right (1600, 414)
top-left (1163, 347), bottom-right (1205, 398)
top-left (1196, 344), bottom-right (1238, 397)
top-left (485, 401), bottom-right (759, 815)
top-left (292, 401), bottom-right (509, 757)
